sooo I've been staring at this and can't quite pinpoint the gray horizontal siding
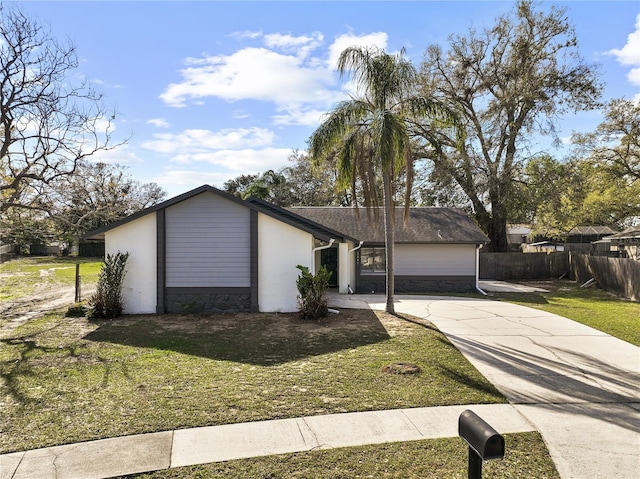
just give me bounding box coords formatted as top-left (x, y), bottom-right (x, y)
top-left (165, 192), bottom-right (251, 287)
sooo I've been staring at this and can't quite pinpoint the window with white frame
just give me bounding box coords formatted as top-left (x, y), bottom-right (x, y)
top-left (360, 247), bottom-right (386, 274)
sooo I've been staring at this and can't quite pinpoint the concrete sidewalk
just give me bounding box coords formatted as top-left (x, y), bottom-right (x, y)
top-left (338, 293), bottom-right (640, 479)
top-left (1, 404), bottom-right (533, 479)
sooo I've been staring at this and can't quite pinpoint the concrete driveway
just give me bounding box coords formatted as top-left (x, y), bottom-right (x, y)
top-left (329, 293), bottom-right (640, 479)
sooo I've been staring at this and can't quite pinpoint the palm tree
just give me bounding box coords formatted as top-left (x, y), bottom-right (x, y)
top-left (309, 46), bottom-right (461, 314)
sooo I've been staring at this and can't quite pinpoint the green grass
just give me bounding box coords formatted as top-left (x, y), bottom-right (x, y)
top-left (0, 309), bottom-right (505, 454)
top-left (127, 432), bottom-right (559, 479)
top-left (0, 256), bottom-right (103, 301)
top-left (490, 280), bottom-right (640, 346)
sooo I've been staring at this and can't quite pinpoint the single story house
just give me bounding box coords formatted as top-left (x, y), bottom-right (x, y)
top-left (566, 225), bottom-right (618, 244)
top-left (595, 226), bottom-right (640, 260)
top-left (506, 224), bottom-right (532, 248)
top-left (85, 185), bottom-right (489, 314)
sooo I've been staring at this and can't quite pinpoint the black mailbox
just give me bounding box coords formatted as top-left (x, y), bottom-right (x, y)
top-left (459, 409), bottom-right (505, 459)
top-left (459, 410), bottom-right (505, 479)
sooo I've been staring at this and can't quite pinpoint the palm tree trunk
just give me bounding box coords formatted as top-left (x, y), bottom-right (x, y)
top-left (382, 169), bottom-right (395, 314)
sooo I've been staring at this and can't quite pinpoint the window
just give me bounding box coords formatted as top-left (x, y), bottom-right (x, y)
top-left (360, 247), bottom-right (386, 274)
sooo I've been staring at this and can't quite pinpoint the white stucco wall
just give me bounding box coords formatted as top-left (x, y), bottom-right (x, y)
top-left (105, 213), bottom-right (157, 314)
top-left (395, 243), bottom-right (476, 276)
top-left (258, 213), bottom-right (314, 312)
top-left (336, 241), bottom-right (360, 294)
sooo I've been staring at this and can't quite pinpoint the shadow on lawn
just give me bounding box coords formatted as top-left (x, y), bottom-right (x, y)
top-left (84, 309), bottom-right (391, 366)
top-left (490, 292), bottom-right (550, 305)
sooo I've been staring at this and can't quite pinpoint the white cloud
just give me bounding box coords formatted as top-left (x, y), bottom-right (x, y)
top-left (160, 47), bottom-right (336, 108)
top-left (88, 144), bottom-right (145, 165)
top-left (228, 30), bottom-right (263, 40)
top-left (149, 147), bottom-right (293, 196)
top-left (159, 30), bottom-right (389, 117)
top-left (272, 108), bottom-right (332, 126)
top-left (232, 109), bottom-right (250, 119)
top-left (170, 147), bottom-right (292, 172)
top-left (141, 126), bottom-right (291, 177)
top-left (264, 32), bottom-right (323, 58)
top-left (150, 169), bottom-right (232, 195)
top-left (608, 13), bottom-right (640, 86)
top-left (142, 127), bottom-right (276, 154)
top-left (147, 118), bottom-right (169, 128)
top-left (327, 32), bottom-right (389, 69)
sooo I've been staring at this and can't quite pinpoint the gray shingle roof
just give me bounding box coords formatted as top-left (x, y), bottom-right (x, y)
top-left (85, 184), bottom-right (489, 245)
top-left (287, 207), bottom-right (489, 244)
top-left (568, 225), bottom-right (618, 236)
top-left (603, 226), bottom-right (640, 240)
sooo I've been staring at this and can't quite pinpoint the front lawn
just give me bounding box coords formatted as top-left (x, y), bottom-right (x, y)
top-left (491, 280), bottom-right (640, 346)
top-left (0, 309), bottom-right (505, 454)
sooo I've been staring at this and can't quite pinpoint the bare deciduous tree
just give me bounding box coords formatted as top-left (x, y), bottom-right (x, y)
top-left (0, 6), bottom-right (121, 214)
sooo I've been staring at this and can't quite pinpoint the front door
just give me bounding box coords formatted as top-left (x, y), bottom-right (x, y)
top-left (320, 247), bottom-right (338, 288)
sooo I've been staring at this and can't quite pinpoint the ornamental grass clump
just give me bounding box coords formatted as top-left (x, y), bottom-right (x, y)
top-left (89, 251), bottom-right (129, 319)
top-left (296, 264), bottom-right (331, 320)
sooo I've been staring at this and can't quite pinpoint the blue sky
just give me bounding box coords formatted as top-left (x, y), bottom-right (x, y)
top-left (19, 0), bottom-right (640, 198)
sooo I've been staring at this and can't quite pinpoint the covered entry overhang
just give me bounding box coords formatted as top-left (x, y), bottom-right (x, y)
top-left (312, 237), bottom-right (363, 294)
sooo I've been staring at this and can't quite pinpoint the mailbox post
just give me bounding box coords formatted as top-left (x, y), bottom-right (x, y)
top-left (458, 410), bottom-right (505, 479)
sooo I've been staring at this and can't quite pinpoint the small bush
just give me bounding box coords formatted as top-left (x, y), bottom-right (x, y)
top-left (65, 303), bottom-right (88, 317)
top-left (296, 264), bottom-right (331, 320)
top-left (89, 251), bottom-right (129, 319)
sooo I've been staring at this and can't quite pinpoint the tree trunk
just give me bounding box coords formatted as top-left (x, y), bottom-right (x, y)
top-left (382, 170), bottom-right (395, 314)
top-left (486, 201), bottom-right (509, 252)
top-left (71, 235), bottom-right (81, 256)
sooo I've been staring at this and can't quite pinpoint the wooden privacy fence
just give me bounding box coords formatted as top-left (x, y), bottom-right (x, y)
top-left (479, 252), bottom-right (570, 280)
top-left (0, 244), bottom-right (18, 263)
top-left (479, 251), bottom-right (638, 301)
top-left (570, 253), bottom-right (639, 302)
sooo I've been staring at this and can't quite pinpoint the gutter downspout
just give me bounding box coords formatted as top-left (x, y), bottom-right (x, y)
top-left (347, 240), bottom-right (364, 294)
top-left (476, 244), bottom-right (487, 296)
top-left (312, 238), bottom-right (335, 274)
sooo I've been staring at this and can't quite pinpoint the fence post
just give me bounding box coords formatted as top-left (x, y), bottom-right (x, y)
top-left (75, 263), bottom-right (81, 303)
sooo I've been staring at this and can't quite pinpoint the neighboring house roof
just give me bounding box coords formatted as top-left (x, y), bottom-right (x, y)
top-left (601, 226), bottom-right (640, 241)
top-left (568, 225), bottom-right (618, 236)
top-left (84, 185), bottom-right (349, 243)
top-left (287, 207), bottom-right (489, 244)
top-left (507, 224), bottom-right (532, 235)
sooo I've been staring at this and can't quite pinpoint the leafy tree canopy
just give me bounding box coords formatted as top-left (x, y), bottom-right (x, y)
top-left (309, 46), bottom-right (461, 313)
top-left (415, 0), bottom-right (602, 251)
top-left (223, 150), bottom-right (346, 207)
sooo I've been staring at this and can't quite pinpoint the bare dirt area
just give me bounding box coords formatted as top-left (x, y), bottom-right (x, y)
top-left (0, 285), bottom-right (77, 334)
top-left (131, 307), bottom-right (429, 339)
top-left (0, 268), bottom-right (95, 335)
